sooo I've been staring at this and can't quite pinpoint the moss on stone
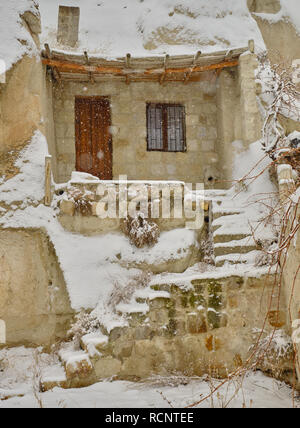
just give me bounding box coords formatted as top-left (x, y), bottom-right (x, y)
top-left (166, 319), bottom-right (177, 337)
top-left (151, 284), bottom-right (171, 292)
top-left (191, 279), bottom-right (205, 293)
top-left (181, 294), bottom-right (188, 308)
top-left (189, 293), bottom-right (197, 308)
top-left (207, 310), bottom-right (221, 330)
top-left (208, 293), bottom-right (223, 311)
top-left (166, 299), bottom-right (175, 310)
top-left (207, 280), bottom-right (222, 294)
top-left (168, 307), bottom-right (176, 318)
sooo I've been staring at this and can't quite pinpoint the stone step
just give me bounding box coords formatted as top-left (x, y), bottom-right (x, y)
top-left (215, 254), bottom-right (249, 267)
top-left (214, 245), bottom-right (257, 257)
top-left (213, 232), bottom-right (251, 244)
top-left (58, 347), bottom-right (95, 385)
top-left (115, 302), bottom-right (149, 317)
top-left (215, 250), bottom-right (262, 267)
top-left (80, 332), bottom-right (109, 358)
top-left (40, 363), bottom-right (68, 392)
top-left (214, 237), bottom-right (257, 258)
top-left (212, 210), bottom-right (243, 221)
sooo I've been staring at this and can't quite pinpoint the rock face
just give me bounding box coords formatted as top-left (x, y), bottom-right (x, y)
top-left (21, 9), bottom-right (42, 42)
top-left (247, 0), bottom-right (281, 14)
top-left (248, 0), bottom-right (300, 66)
top-left (0, 230), bottom-right (74, 348)
top-left (0, 56), bottom-right (43, 154)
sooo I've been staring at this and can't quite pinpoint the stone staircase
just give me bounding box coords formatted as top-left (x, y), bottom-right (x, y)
top-left (41, 289), bottom-right (170, 391)
top-left (40, 265), bottom-right (278, 391)
top-left (211, 197), bottom-right (260, 267)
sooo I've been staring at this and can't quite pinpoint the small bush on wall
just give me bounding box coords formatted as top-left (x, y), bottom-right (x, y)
top-left (121, 212), bottom-right (160, 248)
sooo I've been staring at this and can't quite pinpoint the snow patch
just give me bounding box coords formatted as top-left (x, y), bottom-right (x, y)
top-left (0, 1), bottom-right (39, 70)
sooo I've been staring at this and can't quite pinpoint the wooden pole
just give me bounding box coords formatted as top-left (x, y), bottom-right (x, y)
top-left (125, 53), bottom-right (131, 68)
top-left (225, 49), bottom-right (234, 60)
top-left (84, 51), bottom-right (90, 65)
top-left (45, 155), bottom-right (52, 206)
top-left (52, 67), bottom-right (61, 82)
top-left (193, 50), bottom-right (201, 65)
top-left (160, 54), bottom-right (170, 85)
top-left (44, 43), bottom-right (51, 59)
top-left (44, 44), bottom-right (62, 82)
top-left (184, 50), bottom-right (201, 84)
top-left (248, 39), bottom-right (255, 54)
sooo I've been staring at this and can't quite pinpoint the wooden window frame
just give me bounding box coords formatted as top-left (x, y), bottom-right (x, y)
top-left (146, 103), bottom-right (187, 153)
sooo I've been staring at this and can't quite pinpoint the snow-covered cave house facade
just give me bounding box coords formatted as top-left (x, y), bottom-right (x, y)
top-left (0, 1), bottom-right (300, 390)
top-left (44, 6), bottom-right (261, 187)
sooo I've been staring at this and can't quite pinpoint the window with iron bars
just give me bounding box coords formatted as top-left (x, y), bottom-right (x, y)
top-left (146, 103), bottom-right (186, 152)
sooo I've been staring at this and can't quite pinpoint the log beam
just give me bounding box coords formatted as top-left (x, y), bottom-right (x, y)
top-left (42, 58), bottom-right (239, 79)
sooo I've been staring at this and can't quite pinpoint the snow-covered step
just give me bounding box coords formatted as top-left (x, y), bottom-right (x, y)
top-left (212, 217), bottom-right (252, 235)
top-left (213, 232), bottom-right (251, 244)
top-left (58, 347), bottom-right (94, 380)
top-left (212, 210), bottom-right (243, 221)
top-left (214, 237), bottom-right (257, 257)
top-left (80, 332), bottom-right (109, 358)
top-left (40, 363), bottom-right (68, 392)
top-left (116, 302), bottom-right (149, 317)
top-left (134, 288), bottom-right (171, 301)
top-left (215, 250), bottom-right (263, 267)
top-left (215, 254), bottom-right (249, 267)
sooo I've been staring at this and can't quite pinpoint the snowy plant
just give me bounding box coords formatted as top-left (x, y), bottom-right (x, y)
top-left (251, 330), bottom-right (294, 382)
top-left (254, 241), bottom-right (278, 267)
top-left (121, 212), bottom-right (160, 248)
top-left (68, 312), bottom-right (101, 349)
top-left (67, 186), bottom-right (94, 216)
top-left (257, 57), bottom-right (300, 159)
top-left (108, 271), bottom-right (151, 310)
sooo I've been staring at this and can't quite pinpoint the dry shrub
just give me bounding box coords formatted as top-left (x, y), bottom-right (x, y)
top-left (121, 212), bottom-right (160, 248)
top-left (68, 312), bottom-right (101, 349)
top-left (68, 186), bottom-right (93, 216)
top-left (251, 330), bottom-right (295, 383)
top-left (108, 271), bottom-right (151, 310)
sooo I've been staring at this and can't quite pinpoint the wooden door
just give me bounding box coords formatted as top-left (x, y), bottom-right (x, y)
top-left (75, 97), bottom-right (112, 179)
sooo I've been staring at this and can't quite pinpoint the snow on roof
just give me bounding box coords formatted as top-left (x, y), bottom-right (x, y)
top-left (38, 0), bottom-right (266, 58)
top-left (0, 0), bottom-right (39, 71)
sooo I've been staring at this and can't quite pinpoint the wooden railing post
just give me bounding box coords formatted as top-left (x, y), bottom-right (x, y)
top-left (45, 155), bottom-right (52, 206)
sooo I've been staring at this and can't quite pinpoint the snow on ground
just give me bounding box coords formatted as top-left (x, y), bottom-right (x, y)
top-left (0, 131), bottom-right (48, 206)
top-left (0, 347), bottom-right (298, 408)
top-left (38, 0), bottom-right (265, 57)
top-left (0, 1), bottom-right (39, 71)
